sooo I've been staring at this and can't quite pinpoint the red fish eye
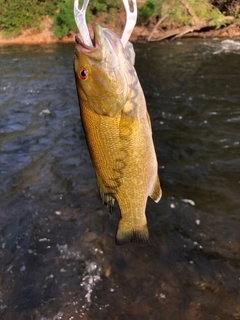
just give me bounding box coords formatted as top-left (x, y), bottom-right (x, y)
top-left (78, 67), bottom-right (88, 80)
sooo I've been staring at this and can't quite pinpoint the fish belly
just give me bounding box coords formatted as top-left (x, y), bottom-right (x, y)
top-left (80, 103), bottom-right (161, 245)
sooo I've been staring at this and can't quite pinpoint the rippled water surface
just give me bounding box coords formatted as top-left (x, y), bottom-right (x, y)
top-left (0, 39), bottom-right (240, 320)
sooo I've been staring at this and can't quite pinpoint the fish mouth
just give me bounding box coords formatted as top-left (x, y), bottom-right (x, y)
top-left (75, 33), bottom-right (95, 53)
top-left (75, 23), bottom-right (99, 54)
top-left (75, 23), bottom-right (119, 56)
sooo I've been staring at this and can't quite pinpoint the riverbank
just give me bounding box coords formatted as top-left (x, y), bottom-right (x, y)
top-left (0, 14), bottom-right (240, 45)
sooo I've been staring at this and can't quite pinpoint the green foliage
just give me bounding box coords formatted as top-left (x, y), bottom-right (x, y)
top-left (138, 0), bottom-right (160, 24)
top-left (0, 0), bottom-right (40, 36)
top-left (0, 0), bottom-right (238, 39)
top-left (81, 0), bottom-right (122, 16)
top-left (0, 0), bottom-right (123, 38)
top-left (52, 0), bottom-right (122, 37)
top-left (0, 0), bottom-right (58, 36)
top-left (165, 1), bottom-right (192, 26)
top-left (137, 0), bottom-right (226, 28)
top-left (189, 0), bottom-right (223, 20)
top-left (42, 0), bottom-right (59, 16)
top-left (53, 0), bottom-right (78, 38)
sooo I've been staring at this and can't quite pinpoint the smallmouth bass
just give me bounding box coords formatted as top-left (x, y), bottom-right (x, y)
top-left (73, 23), bottom-right (162, 245)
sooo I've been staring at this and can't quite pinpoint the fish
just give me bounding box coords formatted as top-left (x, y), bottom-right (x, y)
top-left (73, 7), bottom-right (162, 245)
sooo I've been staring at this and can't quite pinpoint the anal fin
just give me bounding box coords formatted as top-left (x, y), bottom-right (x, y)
top-left (150, 176), bottom-right (162, 203)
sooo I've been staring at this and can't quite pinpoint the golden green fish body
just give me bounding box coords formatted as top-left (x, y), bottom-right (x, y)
top-left (74, 24), bottom-right (161, 245)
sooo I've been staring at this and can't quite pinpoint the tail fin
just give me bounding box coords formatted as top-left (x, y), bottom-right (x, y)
top-left (115, 222), bottom-right (149, 246)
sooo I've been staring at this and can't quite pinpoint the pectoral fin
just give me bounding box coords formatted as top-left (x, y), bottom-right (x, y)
top-left (150, 176), bottom-right (162, 203)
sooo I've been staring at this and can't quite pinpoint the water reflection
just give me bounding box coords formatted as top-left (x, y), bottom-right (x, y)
top-left (0, 40), bottom-right (240, 319)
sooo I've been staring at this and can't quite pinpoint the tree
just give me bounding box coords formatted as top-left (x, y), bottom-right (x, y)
top-left (0, 0), bottom-right (57, 36)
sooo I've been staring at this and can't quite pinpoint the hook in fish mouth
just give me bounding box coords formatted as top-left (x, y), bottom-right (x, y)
top-left (74, 24), bottom-right (105, 62)
top-left (75, 23), bottom-right (119, 57)
top-left (74, 0), bottom-right (93, 47)
top-left (75, 27), bottom-right (97, 53)
top-left (74, 0), bottom-right (138, 49)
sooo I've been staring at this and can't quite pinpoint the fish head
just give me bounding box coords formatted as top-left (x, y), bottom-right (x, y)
top-left (74, 23), bottom-right (133, 117)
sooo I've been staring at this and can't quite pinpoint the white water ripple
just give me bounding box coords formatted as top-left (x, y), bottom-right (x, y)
top-left (210, 40), bottom-right (240, 55)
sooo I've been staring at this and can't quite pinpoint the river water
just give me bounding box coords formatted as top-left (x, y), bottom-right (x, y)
top-left (0, 38), bottom-right (239, 320)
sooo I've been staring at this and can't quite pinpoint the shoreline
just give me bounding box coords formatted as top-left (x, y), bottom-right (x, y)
top-left (0, 15), bottom-right (240, 46)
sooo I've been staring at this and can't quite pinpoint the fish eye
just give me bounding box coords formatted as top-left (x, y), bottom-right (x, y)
top-left (78, 67), bottom-right (88, 80)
